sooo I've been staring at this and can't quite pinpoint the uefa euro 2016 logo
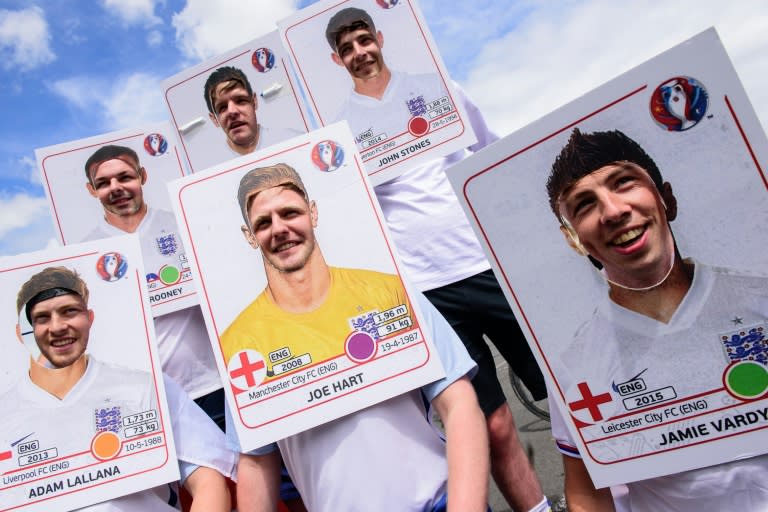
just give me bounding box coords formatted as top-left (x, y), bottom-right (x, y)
top-left (96, 252), bottom-right (128, 282)
top-left (376, 0), bottom-right (399, 8)
top-left (650, 76), bottom-right (708, 132)
top-left (311, 140), bottom-right (345, 172)
top-left (252, 47), bottom-right (276, 73)
top-left (143, 133), bottom-right (168, 156)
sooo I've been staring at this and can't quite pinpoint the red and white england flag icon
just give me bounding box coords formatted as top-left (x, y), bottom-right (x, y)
top-left (566, 381), bottom-right (615, 426)
top-left (228, 350), bottom-right (267, 390)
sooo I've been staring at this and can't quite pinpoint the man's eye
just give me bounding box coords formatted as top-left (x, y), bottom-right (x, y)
top-left (572, 199), bottom-right (593, 216)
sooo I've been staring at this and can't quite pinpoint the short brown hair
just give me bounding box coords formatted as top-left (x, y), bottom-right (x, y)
top-left (204, 66), bottom-right (253, 115)
top-left (84, 145), bottom-right (141, 185)
top-left (17, 267), bottom-right (89, 321)
top-left (237, 163), bottom-right (309, 228)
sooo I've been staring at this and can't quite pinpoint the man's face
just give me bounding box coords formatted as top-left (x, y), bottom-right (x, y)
top-left (209, 84), bottom-right (258, 149)
top-left (244, 186), bottom-right (318, 273)
top-left (29, 294), bottom-right (93, 369)
top-left (333, 27), bottom-right (385, 80)
top-left (86, 158), bottom-right (146, 218)
top-left (558, 163), bottom-right (675, 286)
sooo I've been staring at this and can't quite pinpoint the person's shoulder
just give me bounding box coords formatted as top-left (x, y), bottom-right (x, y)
top-left (397, 71), bottom-right (447, 93)
top-left (706, 262), bottom-right (768, 290)
top-left (80, 222), bottom-right (111, 242)
top-left (89, 357), bottom-right (154, 388)
top-left (222, 289), bottom-right (273, 334)
top-left (559, 304), bottom-right (604, 371)
top-left (332, 267), bottom-right (403, 290)
top-left (259, 124), bottom-right (305, 147)
top-left (144, 207), bottom-right (178, 228)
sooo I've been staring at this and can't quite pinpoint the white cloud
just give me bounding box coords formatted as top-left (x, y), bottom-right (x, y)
top-left (147, 29), bottom-right (163, 47)
top-left (462, 0), bottom-right (768, 137)
top-left (172, 0), bottom-right (297, 61)
top-left (102, 0), bottom-right (161, 27)
top-left (18, 156), bottom-right (40, 186)
top-left (0, 193), bottom-right (48, 240)
top-left (50, 72), bottom-right (167, 131)
top-left (0, 6), bottom-right (55, 71)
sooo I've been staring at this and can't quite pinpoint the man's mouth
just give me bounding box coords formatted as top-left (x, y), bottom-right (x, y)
top-left (50, 338), bottom-right (76, 348)
top-left (273, 241), bottom-right (299, 253)
top-left (610, 227), bottom-right (645, 247)
top-left (109, 194), bottom-right (132, 206)
top-left (354, 60), bottom-right (376, 73)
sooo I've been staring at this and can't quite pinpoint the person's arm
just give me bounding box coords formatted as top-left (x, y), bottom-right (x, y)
top-left (183, 466), bottom-right (231, 512)
top-left (562, 455), bottom-right (615, 512)
top-left (236, 450), bottom-right (282, 512)
top-left (432, 375), bottom-right (489, 512)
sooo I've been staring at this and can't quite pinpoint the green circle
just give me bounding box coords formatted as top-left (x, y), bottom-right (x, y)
top-left (727, 361), bottom-right (768, 398)
top-left (159, 265), bottom-right (180, 285)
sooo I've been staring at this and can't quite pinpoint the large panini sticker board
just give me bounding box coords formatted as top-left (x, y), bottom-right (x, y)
top-left (36, 122), bottom-right (197, 317)
top-left (278, 0), bottom-right (477, 184)
top-left (447, 29), bottom-right (768, 487)
top-left (168, 122), bottom-right (445, 450)
top-left (162, 30), bottom-right (310, 173)
top-left (0, 235), bottom-right (178, 511)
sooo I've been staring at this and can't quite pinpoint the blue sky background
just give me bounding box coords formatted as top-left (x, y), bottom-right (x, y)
top-left (1, 0), bottom-right (767, 257)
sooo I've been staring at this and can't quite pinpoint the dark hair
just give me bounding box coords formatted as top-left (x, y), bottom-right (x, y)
top-left (17, 267), bottom-right (89, 322)
top-left (546, 128), bottom-right (665, 219)
top-left (325, 7), bottom-right (376, 51)
top-left (84, 145), bottom-right (140, 183)
top-left (203, 66), bottom-right (253, 114)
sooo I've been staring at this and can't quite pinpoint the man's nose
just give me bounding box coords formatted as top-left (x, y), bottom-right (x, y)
top-left (352, 41), bottom-right (366, 58)
top-left (225, 101), bottom-right (239, 117)
top-left (271, 215), bottom-right (289, 235)
top-left (107, 178), bottom-right (123, 193)
top-left (600, 193), bottom-right (630, 223)
top-left (49, 313), bottom-right (67, 333)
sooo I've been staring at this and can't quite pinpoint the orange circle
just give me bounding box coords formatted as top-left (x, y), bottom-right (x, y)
top-left (91, 431), bottom-right (121, 460)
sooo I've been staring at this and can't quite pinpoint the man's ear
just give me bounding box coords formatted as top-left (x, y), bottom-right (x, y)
top-left (661, 182), bottom-right (677, 222)
top-left (331, 52), bottom-right (343, 67)
top-left (241, 225), bottom-right (259, 250)
top-left (310, 200), bottom-right (318, 228)
top-left (87, 309), bottom-right (95, 326)
top-left (15, 324), bottom-right (22, 343)
top-left (252, 93), bottom-right (258, 111)
top-left (86, 181), bottom-right (97, 198)
top-left (376, 30), bottom-right (384, 49)
top-left (559, 225), bottom-right (588, 256)
top-left (209, 111), bottom-right (221, 128)
top-left (139, 166), bottom-right (148, 186)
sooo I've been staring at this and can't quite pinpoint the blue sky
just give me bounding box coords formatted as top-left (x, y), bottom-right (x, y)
top-left (1, 0), bottom-right (767, 257)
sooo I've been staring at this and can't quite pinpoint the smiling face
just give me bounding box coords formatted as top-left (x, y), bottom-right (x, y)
top-left (209, 83), bottom-right (259, 152)
top-left (332, 27), bottom-right (385, 81)
top-left (558, 162), bottom-right (676, 288)
top-left (29, 293), bottom-right (93, 369)
top-left (243, 186), bottom-right (319, 273)
top-left (86, 158), bottom-right (146, 218)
